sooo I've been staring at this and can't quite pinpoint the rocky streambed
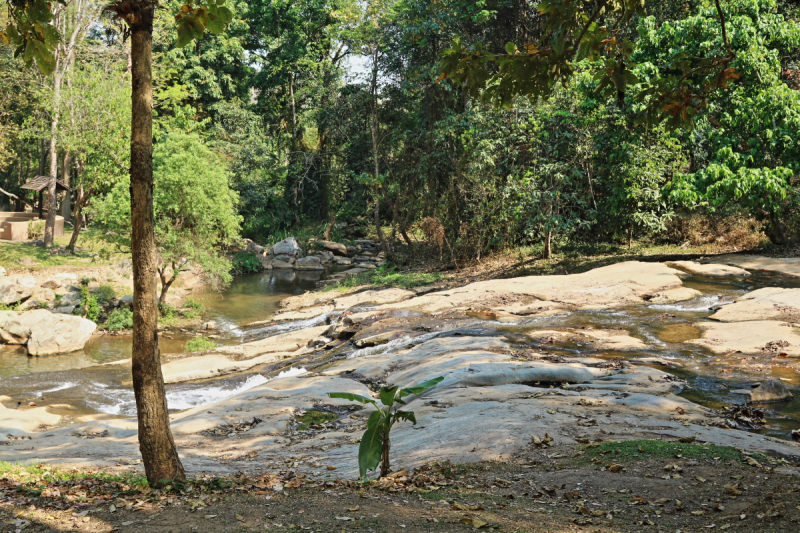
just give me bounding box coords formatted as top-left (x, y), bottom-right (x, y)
top-left (2, 258), bottom-right (800, 479)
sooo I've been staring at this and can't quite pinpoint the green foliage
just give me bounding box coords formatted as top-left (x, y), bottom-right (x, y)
top-left (295, 410), bottom-right (338, 432)
top-left (181, 297), bottom-right (206, 319)
top-left (95, 284), bottom-right (116, 304)
top-left (185, 336), bottom-right (217, 353)
top-left (158, 303), bottom-right (176, 320)
top-left (92, 133), bottom-right (242, 297)
top-left (104, 307), bottom-right (134, 331)
top-left (231, 252), bottom-right (261, 274)
top-left (323, 265), bottom-right (443, 292)
top-left (582, 440), bottom-right (766, 466)
top-left (77, 281), bottom-right (100, 322)
top-left (328, 376), bottom-right (444, 479)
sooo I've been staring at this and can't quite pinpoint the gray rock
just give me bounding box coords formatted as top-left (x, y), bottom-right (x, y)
top-left (271, 260), bottom-right (294, 269)
top-left (273, 254), bottom-right (295, 264)
top-left (32, 288), bottom-right (55, 303)
top-left (316, 250), bottom-right (335, 263)
top-left (119, 295), bottom-right (134, 307)
top-left (295, 256), bottom-right (324, 271)
top-left (17, 257), bottom-right (37, 266)
top-left (0, 311), bottom-right (29, 344)
top-left (55, 305), bottom-right (77, 315)
top-left (243, 238), bottom-right (265, 256)
top-left (41, 278), bottom-right (62, 289)
top-left (201, 321), bottom-right (216, 330)
top-left (0, 283), bottom-right (33, 305)
top-left (333, 256), bottom-right (352, 266)
top-left (18, 299), bottom-right (41, 310)
top-left (345, 245), bottom-right (359, 257)
top-left (749, 379), bottom-right (793, 403)
top-left (0, 309), bottom-right (96, 354)
top-left (268, 237), bottom-right (302, 257)
top-left (260, 256), bottom-right (273, 270)
top-left (316, 240), bottom-right (348, 256)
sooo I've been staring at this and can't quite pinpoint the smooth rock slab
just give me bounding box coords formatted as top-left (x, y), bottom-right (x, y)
top-left (316, 240), bottom-right (348, 256)
top-left (709, 287), bottom-right (800, 322)
top-left (712, 255), bottom-right (800, 278)
top-left (378, 261), bottom-right (698, 313)
top-left (665, 260), bottom-right (750, 277)
top-left (689, 320), bottom-right (800, 356)
top-left (295, 256), bottom-right (324, 270)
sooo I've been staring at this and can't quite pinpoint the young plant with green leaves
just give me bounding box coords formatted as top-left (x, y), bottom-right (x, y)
top-left (328, 376), bottom-right (443, 479)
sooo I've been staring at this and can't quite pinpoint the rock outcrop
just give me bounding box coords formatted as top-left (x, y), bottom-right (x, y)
top-left (665, 260), bottom-right (750, 277)
top-left (0, 309), bottom-right (96, 355)
top-left (749, 379), bottom-right (793, 403)
top-left (709, 287), bottom-right (800, 322)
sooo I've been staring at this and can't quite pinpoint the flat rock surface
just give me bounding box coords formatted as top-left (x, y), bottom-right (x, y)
top-left (665, 260), bottom-right (750, 277)
top-left (711, 255), bottom-right (800, 277)
top-left (689, 320), bottom-right (800, 356)
top-left (709, 287), bottom-right (800, 322)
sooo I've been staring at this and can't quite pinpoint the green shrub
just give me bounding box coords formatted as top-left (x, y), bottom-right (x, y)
top-left (105, 308), bottom-right (134, 331)
top-left (95, 284), bottom-right (116, 304)
top-left (185, 336), bottom-right (217, 352)
top-left (181, 297), bottom-right (206, 318)
top-left (158, 303), bottom-right (176, 319)
top-left (78, 280), bottom-right (101, 322)
top-left (231, 251), bottom-right (261, 274)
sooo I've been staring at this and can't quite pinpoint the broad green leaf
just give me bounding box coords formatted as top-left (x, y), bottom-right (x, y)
top-left (358, 422), bottom-right (384, 479)
top-left (365, 409), bottom-right (382, 429)
top-left (394, 410), bottom-right (417, 425)
top-left (327, 392), bottom-right (377, 406)
top-left (379, 385), bottom-right (398, 406)
top-left (399, 376), bottom-right (444, 398)
top-left (176, 20), bottom-right (193, 48)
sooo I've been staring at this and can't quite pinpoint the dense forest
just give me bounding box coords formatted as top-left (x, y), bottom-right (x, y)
top-left (2, 0), bottom-right (799, 263)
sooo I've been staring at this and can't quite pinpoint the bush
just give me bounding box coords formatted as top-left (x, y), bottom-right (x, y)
top-left (185, 336), bottom-right (217, 352)
top-left (231, 251), bottom-right (261, 274)
top-left (181, 297), bottom-right (206, 319)
top-left (158, 303), bottom-right (176, 319)
top-left (105, 308), bottom-right (134, 331)
top-left (95, 284), bottom-right (116, 304)
top-left (78, 280), bottom-right (101, 322)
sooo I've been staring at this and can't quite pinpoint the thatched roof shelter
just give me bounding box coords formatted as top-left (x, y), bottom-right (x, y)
top-left (21, 176), bottom-right (74, 218)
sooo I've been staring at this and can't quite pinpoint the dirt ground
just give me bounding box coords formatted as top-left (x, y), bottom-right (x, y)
top-left (3, 439), bottom-right (799, 533)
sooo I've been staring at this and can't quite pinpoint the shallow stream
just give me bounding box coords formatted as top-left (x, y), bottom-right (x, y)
top-left (2, 268), bottom-right (800, 440)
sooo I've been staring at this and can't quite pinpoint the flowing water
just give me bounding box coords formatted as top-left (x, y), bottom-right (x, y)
top-left (0, 269), bottom-right (323, 417)
top-left (2, 267), bottom-right (800, 440)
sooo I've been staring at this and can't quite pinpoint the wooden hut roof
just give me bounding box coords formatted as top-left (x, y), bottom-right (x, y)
top-left (21, 176), bottom-right (74, 193)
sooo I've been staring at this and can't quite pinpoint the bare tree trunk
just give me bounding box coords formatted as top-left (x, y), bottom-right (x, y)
top-left (158, 266), bottom-right (178, 306)
top-left (128, 4), bottom-right (185, 486)
top-left (324, 213), bottom-right (335, 241)
top-left (628, 224), bottom-right (633, 250)
top-left (38, 138), bottom-right (48, 177)
top-left (543, 230), bottom-right (552, 259)
top-left (44, 64), bottom-right (62, 248)
top-left (369, 46), bottom-right (389, 258)
top-left (61, 150), bottom-right (72, 220)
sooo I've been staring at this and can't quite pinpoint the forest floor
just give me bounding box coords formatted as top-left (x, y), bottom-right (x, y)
top-left (2, 440), bottom-right (799, 533)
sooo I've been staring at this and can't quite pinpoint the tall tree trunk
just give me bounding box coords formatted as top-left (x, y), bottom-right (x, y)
top-left (128, 4), bottom-right (185, 486)
top-left (543, 230), bottom-right (552, 259)
top-left (369, 46), bottom-right (389, 258)
top-left (61, 150), bottom-right (72, 220)
top-left (44, 65), bottom-right (62, 248)
top-left (66, 185), bottom-right (86, 251)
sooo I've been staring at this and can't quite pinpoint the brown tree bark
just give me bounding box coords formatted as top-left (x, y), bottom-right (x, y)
top-left (125, 1), bottom-right (185, 486)
top-left (44, 63), bottom-right (62, 248)
top-left (369, 46), bottom-right (389, 259)
top-left (61, 150), bottom-right (72, 220)
top-left (66, 185), bottom-right (86, 251)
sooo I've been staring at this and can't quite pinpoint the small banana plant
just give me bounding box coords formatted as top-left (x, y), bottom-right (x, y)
top-left (328, 376), bottom-right (444, 479)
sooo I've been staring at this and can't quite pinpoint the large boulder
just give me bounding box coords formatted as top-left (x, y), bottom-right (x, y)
top-left (316, 240), bottom-right (348, 256)
top-left (0, 277), bottom-right (34, 305)
top-left (0, 311), bottom-right (28, 344)
top-left (268, 237), bottom-right (302, 257)
top-left (295, 256), bottom-right (324, 271)
top-left (10, 309), bottom-right (97, 355)
top-left (749, 379), bottom-right (793, 403)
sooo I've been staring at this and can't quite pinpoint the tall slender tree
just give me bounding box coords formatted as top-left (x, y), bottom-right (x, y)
top-left (2, 0), bottom-right (232, 486)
